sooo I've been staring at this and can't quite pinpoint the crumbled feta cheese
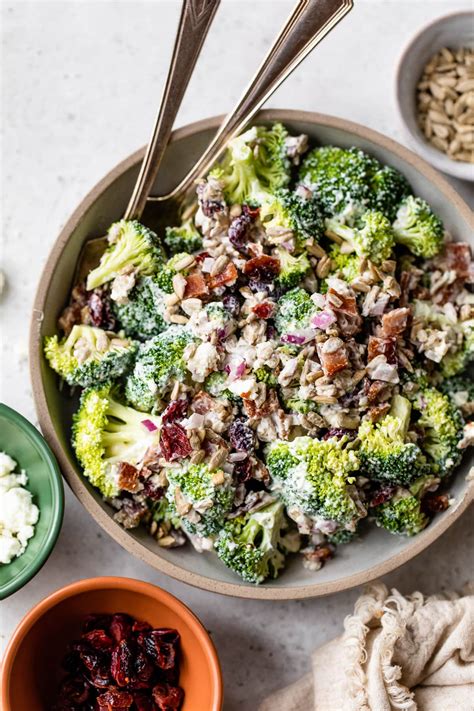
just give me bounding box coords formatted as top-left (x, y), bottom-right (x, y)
top-left (0, 452), bottom-right (39, 565)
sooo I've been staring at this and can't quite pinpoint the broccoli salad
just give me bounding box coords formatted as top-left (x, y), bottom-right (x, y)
top-left (45, 123), bottom-right (474, 584)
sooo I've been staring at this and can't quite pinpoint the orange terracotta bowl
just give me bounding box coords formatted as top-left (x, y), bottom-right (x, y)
top-left (0, 577), bottom-right (223, 711)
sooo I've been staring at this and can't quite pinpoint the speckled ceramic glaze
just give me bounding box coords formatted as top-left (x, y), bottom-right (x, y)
top-left (30, 110), bottom-right (474, 599)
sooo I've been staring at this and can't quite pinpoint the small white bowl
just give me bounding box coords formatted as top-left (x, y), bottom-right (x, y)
top-left (395, 11), bottom-right (474, 181)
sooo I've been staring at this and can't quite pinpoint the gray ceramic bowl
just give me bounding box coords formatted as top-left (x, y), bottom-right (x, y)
top-left (30, 110), bottom-right (474, 600)
top-left (395, 11), bottom-right (474, 181)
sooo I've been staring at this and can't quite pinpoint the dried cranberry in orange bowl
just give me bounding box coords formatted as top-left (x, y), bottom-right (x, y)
top-left (0, 577), bottom-right (222, 711)
top-left (31, 110), bottom-right (474, 599)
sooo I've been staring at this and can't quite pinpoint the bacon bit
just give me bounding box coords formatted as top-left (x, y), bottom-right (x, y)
top-left (365, 379), bottom-right (389, 404)
top-left (190, 391), bottom-right (214, 415)
top-left (184, 271), bottom-right (209, 298)
top-left (319, 346), bottom-right (349, 377)
top-left (207, 261), bottom-right (238, 290)
top-left (304, 545), bottom-right (334, 566)
top-left (160, 423), bottom-right (192, 462)
top-left (243, 255), bottom-right (280, 280)
top-left (381, 307), bottom-right (410, 337)
top-left (368, 402), bottom-right (391, 422)
top-left (243, 390), bottom-right (279, 419)
top-left (327, 288), bottom-right (362, 336)
top-left (422, 492), bottom-right (450, 514)
top-left (194, 251), bottom-right (211, 263)
top-left (370, 485), bottom-right (396, 508)
top-left (117, 462), bottom-right (141, 493)
top-left (368, 336), bottom-right (397, 364)
top-left (438, 243), bottom-right (472, 279)
top-left (252, 301), bottom-right (275, 319)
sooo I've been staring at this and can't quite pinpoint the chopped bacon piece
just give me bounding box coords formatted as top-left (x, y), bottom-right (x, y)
top-left (117, 462), bottom-right (140, 493)
top-left (439, 243), bottom-right (472, 280)
top-left (207, 261), bottom-right (238, 290)
top-left (243, 390), bottom-right (279, 419)
top-left (381, 307), bottom-right (410, 337)
top-left (368, 402), bottom-right (391, 422)
top-left (368, 336), bottom-right (397, 364)
top-left (327, 288), bottom-right (362, 335)
top-left (184, 271), bottom-right (208, 298)
top-left (318, 345), bottom-right (349, 377)
top-left (194, 251), bottom-right (210, 263)
top-left (365, 379), bottom-right (389, 404)
top-left (252, 301), bottom-right (275, 319)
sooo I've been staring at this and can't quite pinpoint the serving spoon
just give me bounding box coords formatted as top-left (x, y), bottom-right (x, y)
top-left (78, 0), bottom-right (353, 279)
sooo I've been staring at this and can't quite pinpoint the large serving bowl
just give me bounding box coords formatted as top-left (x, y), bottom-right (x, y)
top-left (30, 109), bottom-right (474, 600)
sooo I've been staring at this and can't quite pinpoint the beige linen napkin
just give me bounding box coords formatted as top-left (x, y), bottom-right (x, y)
top-left (259, 582), bottom-right (474, 711)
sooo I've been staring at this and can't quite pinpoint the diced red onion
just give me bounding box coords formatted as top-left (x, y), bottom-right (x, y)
top-left (141, 419), bottom-right (158, 432)
top-left (281, 328), bottom-right (316, 345)
top-left (312, 310), bottom-right (336, 330)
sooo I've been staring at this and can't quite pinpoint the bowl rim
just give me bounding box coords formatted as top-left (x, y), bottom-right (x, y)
top-left (30, 108), bottom-right (474, 600)
top-left (394, 9), bottom-right (474, 181)
top-left (0, 403), bottom-right (64, 600)
top-left (0, 575), bottom-right (223, 711)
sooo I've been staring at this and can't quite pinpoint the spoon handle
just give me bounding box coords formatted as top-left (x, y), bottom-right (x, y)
top-left (124, 0), bottom-right (220, 220)
top-left (151, 0), bottom-right (353, 204)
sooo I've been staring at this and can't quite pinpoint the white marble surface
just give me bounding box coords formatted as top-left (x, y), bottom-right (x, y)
top-left (1, 1), bottom-right (473, 708)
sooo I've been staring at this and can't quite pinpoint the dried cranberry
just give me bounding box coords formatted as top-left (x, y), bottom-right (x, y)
top-left (229, 212), bottom-right (253, 255)
top-left (323, 428), bottom-right (352, 440)
top-left (56, 675), bottom-right (90, 705)
top-left (242, 204), bottom-right (259, 219)
top-left (111, 639), bottom-right (133, 687)
top-left (370, 486), bottom-right (397, 508)
top-left (88, 287), bottom-right (116, 330)
top-left (133, 692), bottom-right (155, 711)
top-left (152, 683), bottom-right (184, 711)
top-left (130, 650), bottom-right (155, 689)
top-left (228, 419), bottom-right (255, 453)
top-left (82, 614), bottom-right (112, 634)
top-left (252, 301), bottom-right (274, 319)
top-left (161, 398), bottom-right (188, 425)
top-left (97, 689), bottom-right (134, 709)
top-left (244, 255), bottom-right (280, 285)
top-left (142, 478), bottom-right (164, 501)
top-left (222, 294), bottom-right (241, 317)
top-left (110, 614), bottom-right (133, 643)
top-left (138, 629), bottom-right (179, 672)
top-left (233, 457), bottom-right (253, 484)
top-left (160, 423), bottom-right (192, 462)
top-left (201, 199), bottom-right (224, 217)
top-left (82, 629), bottom-right (114, 651)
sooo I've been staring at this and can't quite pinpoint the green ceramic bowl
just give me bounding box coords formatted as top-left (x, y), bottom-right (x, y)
top-left (0, 404), bottom-right (64, 599)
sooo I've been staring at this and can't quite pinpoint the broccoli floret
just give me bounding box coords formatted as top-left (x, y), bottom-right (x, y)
top-left (164, 218), bottom-right (203, 255)
top-left (112, 275), bottom-right (169, 340)
top-left (203, 371), bottom-right (240, 403)
top-left (254, 366), bottom-right (279, 388)
top-left (327, 528), bottom-right (358, 545)
top-left (72, 383), bottom-right (161, 497)
top-left (283, 398), bottom-right (318, 414)
top-left (209, 124), bottom-right (291, 205)
top-left (325, 210), bottom-right (395, 265)
top-left (260, 187), bottom-right (325, 249)
top-left (358, 395), bottom-right (427, 486)
top-left (266, 436), bottom-right (363, 525)
top-left (327, 244), bottom-right (360, 283)
top-left (86, 220), bottom-right (165, 290)
top-left (370, 165), bottom-right (412, 221)
top-left (392, 196), bottom-right (444, 258)
top-left (411, 386), bottom-right (464, 475)
top-left (299, 145), bottom-right (411, 220)
top-left (440, 374), bottom-right (474, 416)
top-left (44, 325), bottom-right (136, 387)
top-left (151, 252), bottom-right (194, 295)
top-left (215, 501), bottom-right (296, 584)
top-left (150, 497), bottom-right (181, 529)
top-left (125, 326), bottom-right (197, 412)
top-left (165, 463), bottom-right (235, 538)
top-left (274, 287), bottom-right (317, 336)
top-left (371, 476), bottom-right (435, 536)
top-left (274, 247), bottom-right (311, 290)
